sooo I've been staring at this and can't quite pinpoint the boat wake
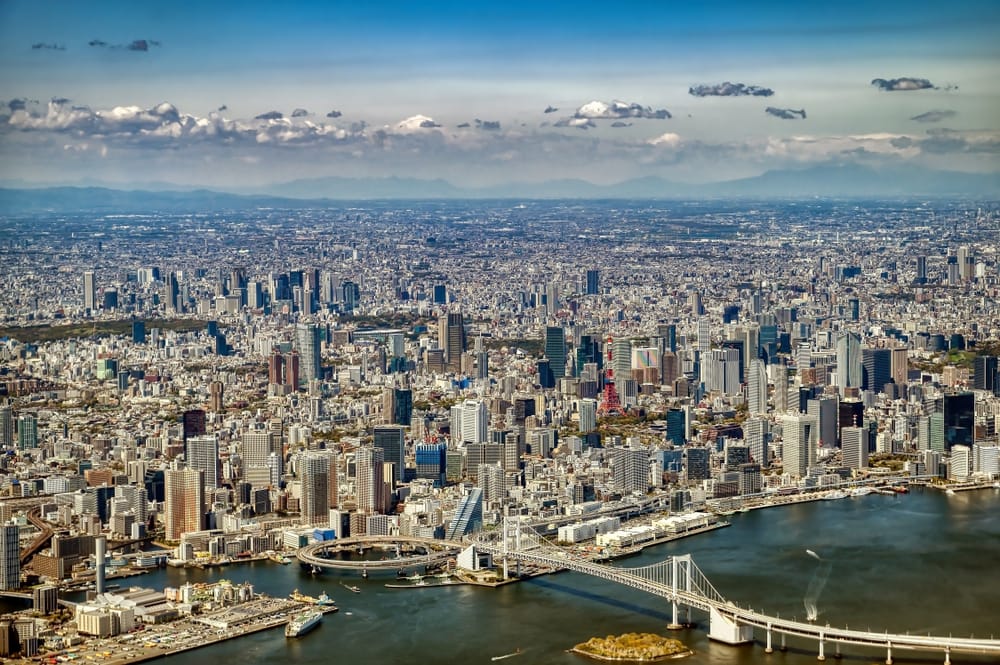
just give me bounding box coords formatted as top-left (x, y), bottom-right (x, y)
top-left (804, 550), bottom-right (832, 621)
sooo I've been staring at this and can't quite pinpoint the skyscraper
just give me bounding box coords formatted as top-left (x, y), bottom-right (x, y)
top-left (456, 399), bottom-right (488, 445)
top-left (0, 406), bottom-right (13, 449)
top-left (578, 398), bottom-right (597, 434)
top-left (782, 413), bottom-right (817, 478)
top-left (544, 326), bottom-right (567, 382)
top-left (83, 271), bottom-right (96, 312)
top-left (610, 445), bottom-right (649, 493)
top-left (164, 468), bottom-right (204, 541)
top-left (373, 425), bottom-right (406, 483)
top-left (585, 269), bottom-right (600, 295)
top-left (744, 417), bottom-right (769, 468)
top-left (16, 414), bottom-right (37, 450)
top-left (295, 323), bottom-right (322, 384)
top-left (836, 332), bottom-right (863, 395)
top-left (973, 356), bottom-right (998, 393)
top-left (299, 452), bottom-right (334, 526)
top-left (697, 317), bottom-right (711, 354)
top-left (415, 442), bottom-right (447, 486)
top-left (703, 348), bottom-right (741, 395)
top-left (356, 446), bottom-right (386, 514)
top-left (841, 426), bottom-right (870, 469)
top-left (438, 312), bottom-right (466, 372)
top-left (0, 524), bottom-right (18, 591)
top-left (208, 380), bottom-right (224, 413)
top-left (862, 348), bottom-right (892, 393)
top-left (747, 358), bottom-right (768, 414)
top-left (185, 435), bottom-right (219, 489)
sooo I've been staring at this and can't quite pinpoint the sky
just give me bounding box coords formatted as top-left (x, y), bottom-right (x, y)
top-left (0, 0), bottom-right (998, 189)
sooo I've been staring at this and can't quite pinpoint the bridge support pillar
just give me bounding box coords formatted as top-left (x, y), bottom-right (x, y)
top-left (780, 633), bottom-right (787, 651)
top-left (667, 599), bottom-right (682, 630)
top-left (764, 623), bottom-right (773, 653)
top-left (886, 641), bottom-right (892, 665)
top-left (817, 633), bottom-right (825, 661)
top-left (943, 647), bottom-right (950, 665)
top-left (708, 607), bottom-right (753, 645)
top-left (835, 641), bottom-right (841, 659)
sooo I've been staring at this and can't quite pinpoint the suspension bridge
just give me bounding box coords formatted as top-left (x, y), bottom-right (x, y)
top-left (470, 517), bottom-right (1000, 664)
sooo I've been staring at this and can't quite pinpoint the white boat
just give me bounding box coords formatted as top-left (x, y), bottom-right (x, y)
top-left (850, 487), bottom-right (874, 497)
top-left (284, 610), bottom-right (323, 638)
top-left (823, 490), bottom-right (849, 500)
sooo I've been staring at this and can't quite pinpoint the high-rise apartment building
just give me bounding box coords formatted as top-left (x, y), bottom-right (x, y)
top-left (299, 452), bottom-right (335, 526)
top-left (164, 469), bottom-right (204, 541)
top-left (356, 446), bottom-right (386, 514)
top-left (295, 323), bottom-right (322, 384)
top-left (782, 413), bottom-right (818, 478)
top-left (185, 435), bottom-right (219, 489)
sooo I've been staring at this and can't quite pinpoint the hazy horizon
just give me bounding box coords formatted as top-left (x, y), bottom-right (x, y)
top-left (1, 1), bottom-right (998, 191)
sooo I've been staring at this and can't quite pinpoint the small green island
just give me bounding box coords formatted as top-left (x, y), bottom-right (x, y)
top-left (571, 633), bottom-right (692, 662)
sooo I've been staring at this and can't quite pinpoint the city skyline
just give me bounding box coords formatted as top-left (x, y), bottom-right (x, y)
top-left (1, 1), bottom-right (998, 190)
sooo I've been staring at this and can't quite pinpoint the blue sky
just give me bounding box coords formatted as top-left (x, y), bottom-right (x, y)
top-left (1, 0), bottom-right (997, 188)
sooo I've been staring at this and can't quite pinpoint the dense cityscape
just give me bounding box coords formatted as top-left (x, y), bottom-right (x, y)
top-left (0, 197), bottom-right (998, 661)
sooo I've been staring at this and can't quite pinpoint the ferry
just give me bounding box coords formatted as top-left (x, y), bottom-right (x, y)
top-left (285, 610), bottom-right (323, 638)
top-left (316, 591), bottom-right (335, 606)
top-left (341, 582), bottom-right (361, 593)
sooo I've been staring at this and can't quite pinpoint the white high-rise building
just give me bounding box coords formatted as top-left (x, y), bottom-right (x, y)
top-left (781, 413), bottom-right (817, 478)
top-left (83, 270), bottom-right (97, 312)
top-left (578, 399), bottom-right (597, 434)
top-left (841, 426), bottom-right (870, 470)
top-left (748, 359), bottom-right (768, 414)
top-left (697, 317), bottom-right (711, 354)
top-left (744, 417), bottom-right (769, 468)
top-left (185, 435), bottom-right (219, 490)
top-left (356, 446), bottom-right (386, 514)
top-left (836, 332), bottom-right (863, 395)
top-left (949, 445), bottom-right (971, 481)
top-left (457, 399), bottom-right (488, 445)
top-left (703, 348), bottom-right (741, 395)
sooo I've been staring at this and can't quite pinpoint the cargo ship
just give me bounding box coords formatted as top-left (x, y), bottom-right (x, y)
top-left (285, 610), bottom-right (323, 638)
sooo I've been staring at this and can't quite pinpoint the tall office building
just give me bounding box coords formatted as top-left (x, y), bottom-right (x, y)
top-left (455, 399), bottom-right (488, 445)
top-left (415, 442), bottom-right (447, 486)
top-left (0, 524), bottom-right (18, 591)
top-left (973, 356), bottom-right (998, 393)
top-left (836, 332), bottom-right (863, 394)
top-left (373, 425), bottom-right (406, 483)
top-left (585, 269), bottom-right (600, 295)
top-left (943, 392), bottom-right (975, 451)
top-left (164, 469), bottom-right (204, 541)
top-left (438, 312), bottom-right (466, 372)
top-left (0, 406), bottom-right (13, 449)
top-left (16, 414), bottom-right (37, 450)
top-left (684, 446), bottom-right (710, 482)
top-left (841, 426), bottom-right (870, 470)
top-left (773, 364), bottom-right (790, 414)
top-left (666, 408), bottom-right (687, 446)
top-left (782, 413), bottom-right (818, 478)
top-left (807, 397), bottom-right (838, 448)
top-left (544, 326), bottom-right (567, 382)
top-left (299, 452), bottom-right (334, 526)
top-left (697, 317), bottom-right (712, 354)
top-left (83, 271), bottom-right (97, 312)
top-left (744, 417), bottom-right (769, 468)
top-left (703, 348), bottom-right (741, 395)
top-left (446, 487), bottom-right (483, 539)
top-left (295, 323), bottom-right (322, 384)
top-left (356, 446), bottom-right (386, 514)
top-left (862, 348), bottom-right (893, 393)
top-left (164, 272), bottom-right (180, 312)
top-left (185, 435), bottom-right (219, 490)
top-left (747, 358), bottom-right (768, 415)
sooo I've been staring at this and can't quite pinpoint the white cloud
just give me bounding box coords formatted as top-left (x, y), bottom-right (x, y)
top-left (647, 132), bottom-right (681, 148)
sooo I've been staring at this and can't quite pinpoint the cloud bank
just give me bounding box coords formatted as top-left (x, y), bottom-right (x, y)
top-left (910, 110), bottom-right (956, 123)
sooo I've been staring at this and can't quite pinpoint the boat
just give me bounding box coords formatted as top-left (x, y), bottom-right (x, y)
top-left (822, 490), bottom-right (849, 500)
top-left (284, 610), bottom-right (323, 638)
top-left (850, 487), bottom-right (874, 497)
top-left (341, 582), bottom-right (361, 594)
top-left (316, 592), bottom-right (335, 606)
top-left (491, 648), bottom-right (523, 661)
top-left (404, 573), bottom-right (424, 582)
top-left (945, 488), bottom-right (956, 496)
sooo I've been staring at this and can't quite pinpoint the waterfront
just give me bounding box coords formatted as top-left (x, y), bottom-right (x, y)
top-left (9, 488), bottom-right (982, 665)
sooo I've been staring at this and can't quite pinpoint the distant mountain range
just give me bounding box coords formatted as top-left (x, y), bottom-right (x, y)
top-left (1, 164), bottom-right (996, 212)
